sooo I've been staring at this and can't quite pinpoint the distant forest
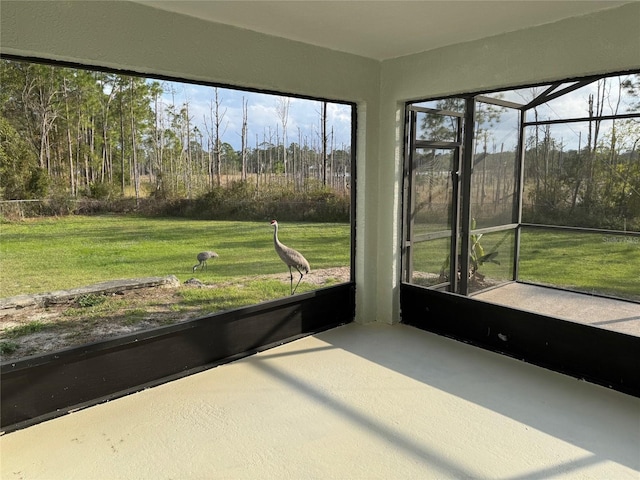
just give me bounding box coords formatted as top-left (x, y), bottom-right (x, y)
top-left (415, 74), bottom-right (640, 231)
top-left (1, 59), bottom-right (639, 230)
top-left (0, 59), bottom-right (352, 207)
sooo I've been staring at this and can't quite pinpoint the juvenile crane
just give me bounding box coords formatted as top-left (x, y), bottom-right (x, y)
top-left (270, 220), bottom-right (310, 295)
top-left (193, 251), bottom-right (218, 272)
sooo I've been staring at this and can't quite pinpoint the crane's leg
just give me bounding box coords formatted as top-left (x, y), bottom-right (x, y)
top-left (291, 268), bottom-right (304, 295)
top-left (203, 261), bottom-right (207, 271)
top-left (288, 266), bottom-right (294, 295)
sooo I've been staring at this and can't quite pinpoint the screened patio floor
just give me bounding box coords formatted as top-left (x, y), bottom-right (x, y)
top-left (474, 283), bottom-right (640, 337)
top-left (1, 322), bottom-right (638, 479)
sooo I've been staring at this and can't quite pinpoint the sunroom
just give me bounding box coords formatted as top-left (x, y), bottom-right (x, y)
top-left (1, 1), bottom-right (639, 478)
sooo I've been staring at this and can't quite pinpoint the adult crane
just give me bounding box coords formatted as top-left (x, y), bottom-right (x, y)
top-left (270, 220), bottom-right (310, 295)
top-left (193, 251), bottom-right (218, 272)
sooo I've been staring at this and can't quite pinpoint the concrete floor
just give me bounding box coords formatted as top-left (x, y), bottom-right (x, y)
top-left (1, 323), bottom-right (638, 479)
top-left (474, 283), bottom-right (640, 337)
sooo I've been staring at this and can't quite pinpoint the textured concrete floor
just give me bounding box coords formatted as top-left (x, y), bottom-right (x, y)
top-left (1, 323), bottom-right (638, 479)
top-left (474, 283), bottom-right (640, 336)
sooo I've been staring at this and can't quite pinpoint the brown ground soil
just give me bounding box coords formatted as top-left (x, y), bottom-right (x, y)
top-left (0, 267), bottom-right (350, 363)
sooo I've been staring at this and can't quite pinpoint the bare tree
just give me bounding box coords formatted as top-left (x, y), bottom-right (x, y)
top-left (321, 101), bottom-right (327, 185)
top-left (184, 99), bottom-right (193, 198)
top-left (61, 75), bottom-right (76, 196)
top-left (241, 97), bottom-right (248, 181)
top-left (203, 88), bottom-right (228, 187)
top-left (26, 69), bottom-right (60, 174)
top-left (130, 77), bottom-right (141, 204)
top-left (276, 97), bottom-right (290, 177)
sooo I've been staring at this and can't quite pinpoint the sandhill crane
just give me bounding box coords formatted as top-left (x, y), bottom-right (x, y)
top-left (270, 220), bottom-right (310, 295)
top-left (193, 251), bottom-right (218, 272)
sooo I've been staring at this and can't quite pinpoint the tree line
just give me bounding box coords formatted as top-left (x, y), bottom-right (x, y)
top-left (523, 78), bottom-right (639, 230)
top-left (417, 75), bottom-right (640, 231)
top-left (0, 59), bottom-right (352, 204)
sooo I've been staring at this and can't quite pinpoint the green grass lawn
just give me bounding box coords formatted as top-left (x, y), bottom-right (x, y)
top-left (0, 215), bottom-right (351, 298)
top-left (519, 229), bottom-right (640, 301)
top-left (1, 215), bottom-right (637, 359)
top-left (409, 228), bottom-right (639, 301)
top-left (1, 216), bottom-right (636, 303)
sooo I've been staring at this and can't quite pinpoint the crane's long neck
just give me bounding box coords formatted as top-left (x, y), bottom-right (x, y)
top-left (273, 224), bottom-right (281, 248)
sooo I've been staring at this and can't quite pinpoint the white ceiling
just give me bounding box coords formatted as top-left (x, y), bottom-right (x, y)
top-left (134, 1), bottom-right (629, 60)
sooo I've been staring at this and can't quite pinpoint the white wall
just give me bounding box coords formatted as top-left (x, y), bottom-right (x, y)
top-left (0, 0), bottom-right (382, 324)
top-left (375, 2), bottom-right (640, 324)
top-left (2, 1), bottom-right (639, 324)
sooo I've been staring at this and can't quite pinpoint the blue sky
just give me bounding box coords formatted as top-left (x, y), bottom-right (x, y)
top-left (158, 80), bottom-right (353, 152)
top-left (158, 73), bottom-right (637, 154)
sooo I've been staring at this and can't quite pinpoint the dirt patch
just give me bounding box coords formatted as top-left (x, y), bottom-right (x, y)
top-left (0, 267), bottom-right (350, 363)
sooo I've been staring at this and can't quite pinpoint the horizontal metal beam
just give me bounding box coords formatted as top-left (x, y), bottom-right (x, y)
top-left (524, 112), bottom-right (640, 127)
top-left (407, 105), bottom-right (465, 117)
top-left (521, 223), bottom-right (640, 237)
top-left (413, 140), bottom-right (461, 149)
top-left (470, 223), bottom-right (519, 236)
top-left (475, 95), bottom-right (524, 110)
top-left (412, 230), bottom-right (453, 243)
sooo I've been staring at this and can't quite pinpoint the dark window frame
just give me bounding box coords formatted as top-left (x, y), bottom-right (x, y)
top-left (403, 69), bottom-right (640, 299)
top-left (401, 71), bottom-right (640, 398)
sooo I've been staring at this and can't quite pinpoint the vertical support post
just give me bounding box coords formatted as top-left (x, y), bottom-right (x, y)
top-left (449, 117), bottom-right (463, 294)
top-left (402, 109), bottom-right (417, 283)
top-left (459, 98), bottom-right (476, 295)
top-left (350, 105), bottom-right (357, 284)
top-left (513, 108), bottom-right (527, 281)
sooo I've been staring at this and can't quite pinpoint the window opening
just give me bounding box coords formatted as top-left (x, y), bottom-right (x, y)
top-left (0, 56), bottom-right (355, 362)
top-left (404, 71), bottom-right (640, 333)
